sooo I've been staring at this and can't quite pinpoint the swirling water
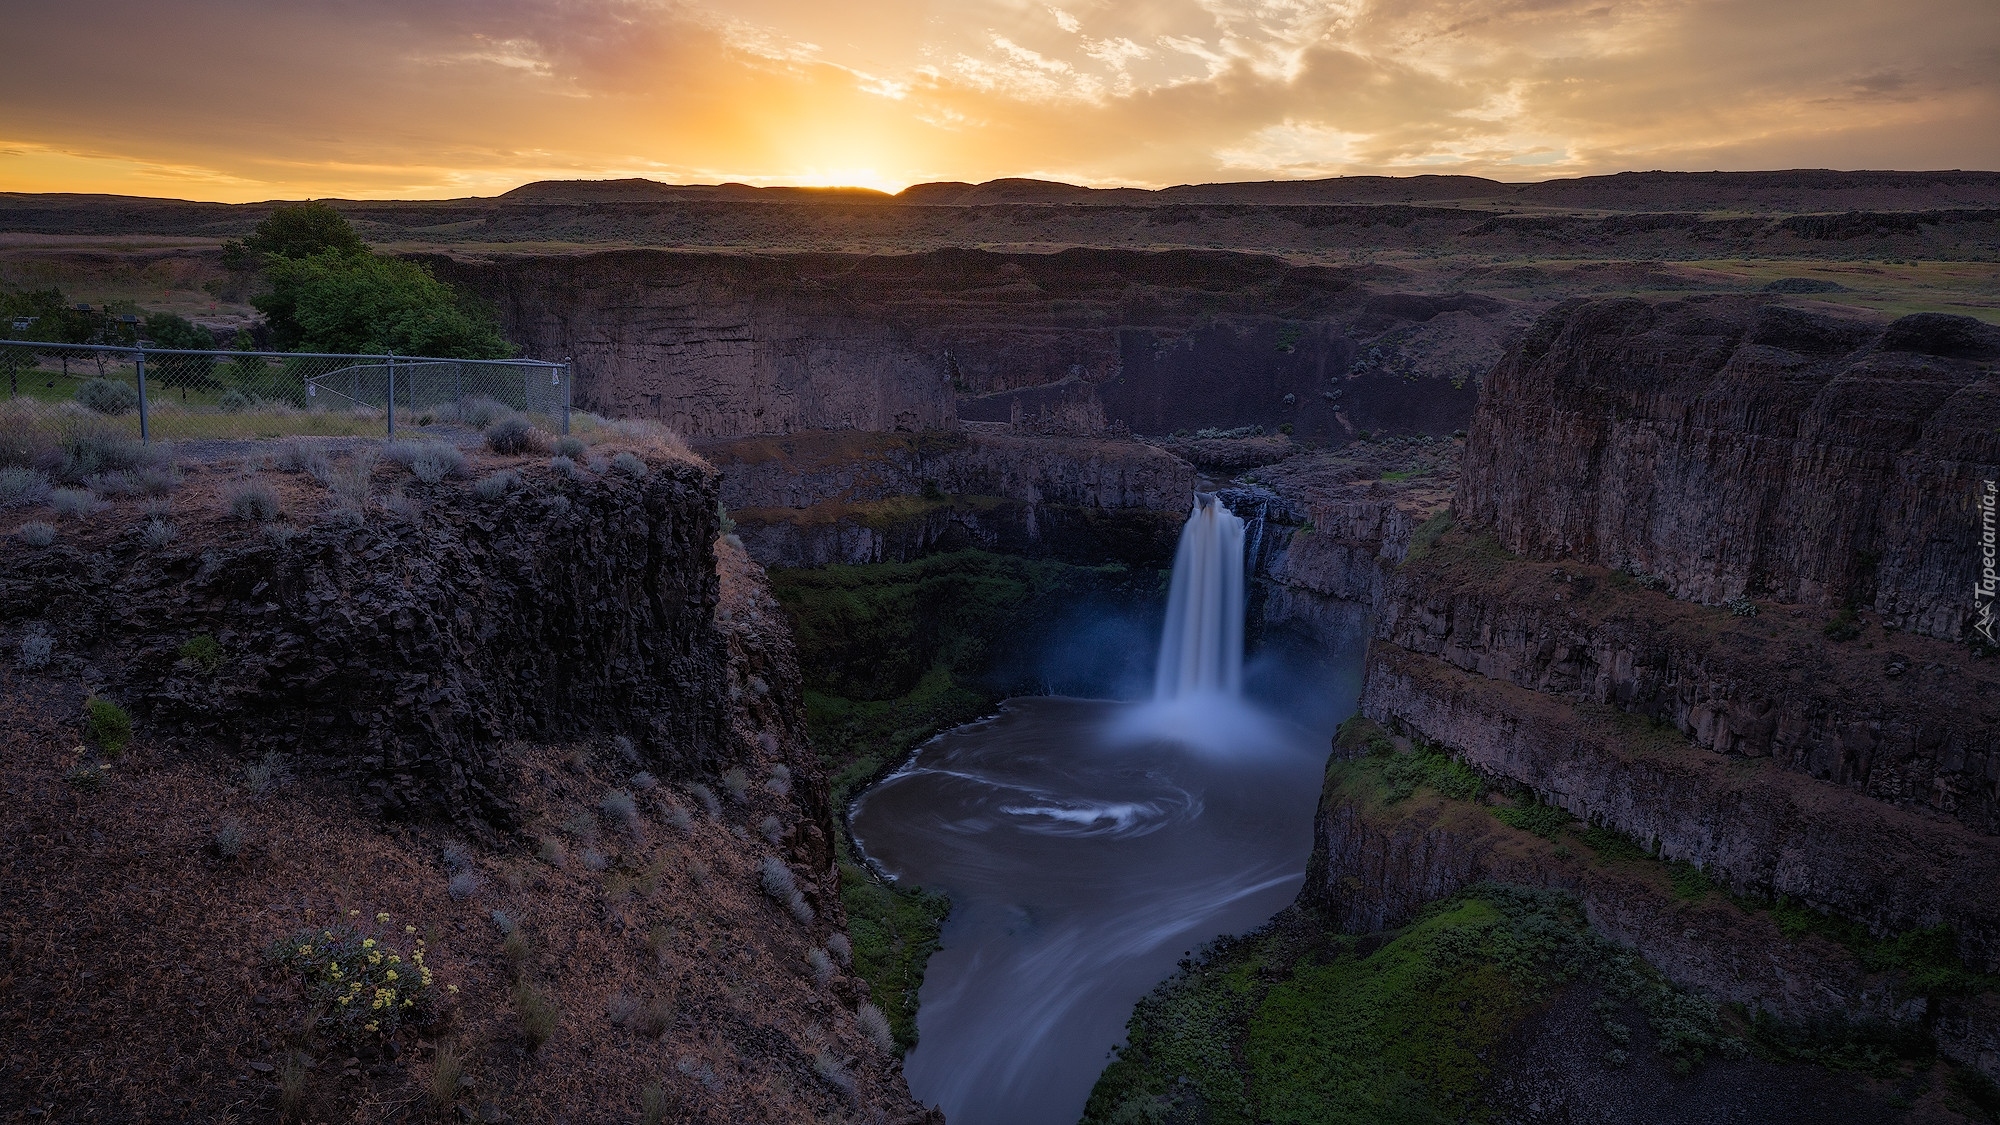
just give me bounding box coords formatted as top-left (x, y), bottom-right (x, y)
top-left (849, 692), bottom-right (1336, 1125)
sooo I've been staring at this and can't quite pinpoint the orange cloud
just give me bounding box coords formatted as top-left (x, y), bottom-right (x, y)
top-left (0, 0), bottom-right (1993, 201)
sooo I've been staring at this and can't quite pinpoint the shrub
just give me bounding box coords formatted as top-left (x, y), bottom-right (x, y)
top-left (581, 847), bottom-right (608, 872)
top-left (808, 948), bottom-right (834, 986)
top-left (663, 803), bottom-right (693, 832)
top-left (484, 413), bottom-right (541, 455)
top-left (16, 521), bottom-right (55, 547)
top-left (554, 435), bottom-right (585, 459)
top-left (646, 924), bottom-right (675, 964)
top-left (759, 815), bottom-right (784, 844)
top-left (50, 488), bottom-right (98, 517)
top-left (456, 395), bottom-right (509, 429)
top-left (269, 916), bottom-right (442, 1042)
top-left (1724, 596), bottom-right (1759, 617)
top-left (687, 858), bottom-right (710, 885)
top-left (633, 997), bottom-right (674, 1038)
top-left (857, 1002), bottom-right (894, 1053)
top-left (630, 770), bottom-right (658, 792)
top-left (607, 990), bottom-right (640, 1026)
top-left (17, 628), bottom-right (53, 669)
top-left (689, 784), bottom-right (721, 819)
top-left (490, 909), bottom-right (517, 935)
top-left (133, 465), bottom-right (179, 496)
top-left (213, 818), bottom-right (245, 859)
top-left (65, 763), bottom-right (106, 790)
top-left (75, 378), bottom-right (138, 415)
top-left (0, 466), bottom-right (50, 507)
top-left (262, 523), bottom-right (299, 548)
top-left (721, 767), bottom-right (750, 803)
top-left (244, 752), bottom-right (290, 796)
top-left (447, 871), bottom-right (480, 901)
top-left (57, 427), bottom-right (153, 483)
top-left (600, 789), bottom-right (640, 830)
top-left (218, 389), bottom-right (252, 413)
top-left (141, 518), bottom-right (177, 548)
top-left (322, 448), bottom-right (376, 506)
top-left (612, 451), bottom-right (647, 478)
top-left (826, 932), bottom-right (852, 966)
top-left (811, 1050), bottom-right (855, 1099)
top-left (472, 470), bottom-right (518, 500)
top-left (427, 1042), bottom-right (465, 1112)
top-left (641, 1080), bottom-right (671, 1125)
top-left (766, 765), bottom-right (793, 797)
top-left (512, 980), bottom-right (558, 1049)
top-left (537, 836), bottom-right (567, 867)
top-left (549, 454), bottom-right (582, 480)
top-left (502, 927), bottom-right (533, 973)
top-left (760, 856), bottom-right (815, 924)
top-left (319, 502), bottom-right (365, 529)
top-left (179, 634), bottom-right (224, 673)
top-left (85, 697), bottom-right (132, 756)
top-left (278, 1049), bottom-right (310, 1117)
top-left (386, 439), bottom-right (467, 484)
top-left (226, 481), bottom-right (282, 522)
top-left (272, 438), bottom-right (317, 473)
top-left (1825, 608), bottom-right (1863, 642)
top-left (1495, 799), bottom-right (1576, 840)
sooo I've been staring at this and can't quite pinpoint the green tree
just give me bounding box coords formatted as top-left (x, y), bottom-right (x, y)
top-left (254, 253), bottom-right (513, 359)
top-left (243, 200), bottom-right (368, 261)
top-left (142, 312), bottom-right (219, 395)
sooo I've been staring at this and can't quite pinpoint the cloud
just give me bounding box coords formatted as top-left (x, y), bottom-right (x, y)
top-left (0, 0), bottom-right (1993, 200)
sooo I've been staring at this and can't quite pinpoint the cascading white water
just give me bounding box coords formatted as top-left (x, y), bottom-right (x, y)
top-left (1153, 494), bottom-right (1246, 700)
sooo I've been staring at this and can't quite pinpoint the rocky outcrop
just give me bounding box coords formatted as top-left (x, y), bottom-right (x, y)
top-left (1360, 641), bottom-right (2000, 973)
top-left (0, 451), bottom-right (727, 823)
top-left (430, 251), bottom-right (957, 439)
top-left (702, 428), bottom-right (1196, 568)
top-left (1458, 298), bottom-right (2000, 642)
top-left (1373, 546), bottom-right (2000, 835)
top-left (433, 248), bottom-right (1514, 442)
top-left (1304, 765), bottom-right (1929, 1027)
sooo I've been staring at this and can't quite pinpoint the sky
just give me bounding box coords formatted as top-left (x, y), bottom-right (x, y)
top-left (1, 0), bottom-right (1996, 200)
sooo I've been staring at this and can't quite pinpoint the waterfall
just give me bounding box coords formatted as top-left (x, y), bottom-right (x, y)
top-left (1154, 494), bottom-right (1246, 700)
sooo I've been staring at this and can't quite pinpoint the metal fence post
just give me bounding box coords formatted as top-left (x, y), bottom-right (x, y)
top-left (385, 353), bottom-right (396, 438)
top-left (562, 357), bottom-right (573, 435)
top-left (135, 348), bottom-right (150, 444)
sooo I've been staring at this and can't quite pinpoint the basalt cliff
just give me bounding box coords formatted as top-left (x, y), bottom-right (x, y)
top-left (1313, 297), bottom-right (2000, 1084)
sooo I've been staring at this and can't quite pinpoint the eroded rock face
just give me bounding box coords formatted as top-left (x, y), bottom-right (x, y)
top-left (1, 457), bottom-right (727, 823)
top-left (1457, 297), bottom-right (2000, 642)
top-left (433, 248), bottom-right (1514, 442)
top-left (701, 429), bottom-right (1196, 568)
top-left (1360, 644), bottom-right (2000, 973)
top-left (1374, 551), bottom-right (2000, 834)
top-left (431, 251), bottom-right (957, 439)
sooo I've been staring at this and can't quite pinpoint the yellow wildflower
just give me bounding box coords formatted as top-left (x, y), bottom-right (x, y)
top-left (368, 952), bottom-right (382, 966)
top-left (385, 970), bottom-right (398, 981)
top-left (349, 909), bottom-right (359, 917)
top-left (405, 925), bottom-right (416, 934)
top-left (376, 912), bottom-right (390, 924)
top-left (297, 945), bottom-right (312, 956)
top-left (403, 999), bottom-right (414, 1007)
top-left (361, 938), bottom-right (376, 949)
top-left (364, 1022), bottom-right (378, 1032)
top-left (388, 954), bottom-right (400, 964)
top-left (447, 984), bottom-right (459, 994)
top-left (338, 996), bottom-right (350, 1005)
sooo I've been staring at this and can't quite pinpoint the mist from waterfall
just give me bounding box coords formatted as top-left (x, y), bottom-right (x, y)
top-left (1153, 494), bottom-right (1246, 701)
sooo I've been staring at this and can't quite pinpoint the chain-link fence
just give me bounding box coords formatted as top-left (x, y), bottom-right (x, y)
top-left (0, 340), bottom-right (568, 448)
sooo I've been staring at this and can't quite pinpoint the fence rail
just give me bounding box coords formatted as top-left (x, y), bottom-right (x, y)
top-left (0, 340), bottom-right (570, 446)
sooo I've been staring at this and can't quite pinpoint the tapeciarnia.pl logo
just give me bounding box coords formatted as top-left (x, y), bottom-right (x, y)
top-left (1979, 479), bottom-right (1998, 645)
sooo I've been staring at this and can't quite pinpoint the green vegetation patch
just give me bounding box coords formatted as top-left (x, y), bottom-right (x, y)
top-left (840, 860), bottom-right (950, 1052)
top-left (1084, 884), bottom-right (1740, 1125)
top-left (84, 697), bottom-right (132, 756)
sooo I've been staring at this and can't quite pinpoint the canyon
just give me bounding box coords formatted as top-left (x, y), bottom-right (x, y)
top-left (7, 173), bottom-right (2000, 1122)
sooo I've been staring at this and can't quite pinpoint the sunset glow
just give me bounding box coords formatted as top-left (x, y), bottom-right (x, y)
top-left (1, 0), bottom-right (1995, 200)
